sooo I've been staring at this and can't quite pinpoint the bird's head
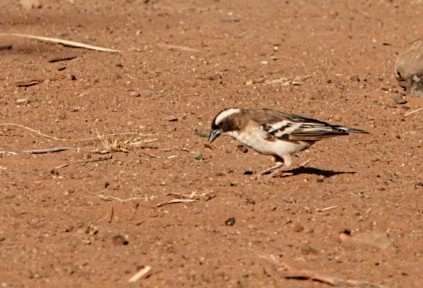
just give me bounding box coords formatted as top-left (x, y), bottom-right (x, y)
top-left (208, 108), bottom-right (242, 144)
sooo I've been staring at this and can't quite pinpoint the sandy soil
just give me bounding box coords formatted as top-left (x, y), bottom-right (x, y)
top-left (1, 0), bottom-right (422, 287)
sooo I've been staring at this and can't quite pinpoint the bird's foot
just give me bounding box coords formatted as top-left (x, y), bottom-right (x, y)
top-left (270, 170), bottom-right (294, 178)
top-left (259, 163), bottom-right (283, 175)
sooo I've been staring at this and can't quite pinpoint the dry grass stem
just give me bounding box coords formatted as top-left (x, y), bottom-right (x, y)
top-left (156, 199), bottom-right (196, 208)
top-left (0, 151), bottom-right (18, 156)
top-left (299, 159), bottom-right (312, 167)
top-left (315, 206), bottom-right (338, 212)
top-left (259, 253), bottom-right (387, 287)
top-left (128, 266), bottom-right (151, 283)
top-left (1, 33), bottom-right (120, 53)
top-left (265, 75), bottom-right (311, 86)
top-left (157, 43), bottom-right (198, 52)
top-left (97, 194), bottom-right (144, 202)
top-left (404, 107), bottom-right (422, 117)
top-left (55, 154), bottom-right (112, 169)
top-left (97, 132), bottom-right (158, 153)
top-left (0, 122), bottom-right (147, 142)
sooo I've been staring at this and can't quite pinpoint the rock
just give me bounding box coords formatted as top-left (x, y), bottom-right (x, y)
top-left (129, 91), bottom-right (140, 97)
top-left (224, 217), bottom-right (236, 226)
top-left (393, 95), bottom-right (407, 104)
top-left (193, 150), bottom-right (203, 160)
top-left (20, 0), bottom-right (42, 9)
top-left (300, 243), bottom-right (318, 255)
top-left (112, 235), bottom-right (129, 246)
top-left (236, 145), bottom-right (248, 153)
top-left (395, 39), bottom-right (423, 97)
top-left (293, 223), bottom-right (305, 233)
top-left (349, 75), bottom-right (360, 82)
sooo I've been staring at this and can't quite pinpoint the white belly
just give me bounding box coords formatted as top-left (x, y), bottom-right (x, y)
top-left (227, 127), bottom-right (310, 156)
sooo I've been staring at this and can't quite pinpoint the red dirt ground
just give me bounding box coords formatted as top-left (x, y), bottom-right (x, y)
top-left (1, 0), bottom-right (422, 287)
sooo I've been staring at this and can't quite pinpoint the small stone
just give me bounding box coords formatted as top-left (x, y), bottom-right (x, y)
top-left (349, 75), bottom-right (360, 82)
top-left (15, 98), bottom-right (29, 105)
top-left (85, 225), bottom-right (98, 236)
top-left (225, 217), bottom-right (236, 226)
top-left (243, 170), bottom-right (254, 175)
top-left (301, 244), bottom-right (318, 255)
top-left (236, 145), bottom-right (248, 153)
top-left (50, 168), bottom-right (59, 176)
top-left (245, 79), bottom-right (254, 85)
top-left (193, 151), bottom-right (203, 160)
top-left (112, 235), bottom-right (129, 246)
top-left (0, 45), bottom-right (12, 50)
top-left (245, 198), bottom-right (256, 205)
top-left (393, 95), bottom-right (407, 104)
top-left (293, 223), bottom-right (305, 233)
top-left (20, 0), bottom-right (42, 9)
top-left (129, 91), bottom-right (140, 97)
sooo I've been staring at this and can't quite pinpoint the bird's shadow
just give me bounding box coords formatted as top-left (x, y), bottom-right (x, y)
top-left (281, 166), bottom-right (356, 178)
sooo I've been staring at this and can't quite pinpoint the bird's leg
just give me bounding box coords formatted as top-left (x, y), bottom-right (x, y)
top-left (260, 155), bottom-right (296, 177)
top-left (259, 155), bottom-right (291, 176)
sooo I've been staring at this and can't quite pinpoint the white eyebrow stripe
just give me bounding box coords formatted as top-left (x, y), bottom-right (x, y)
top-left (214, 108), bottom-right (241, 125)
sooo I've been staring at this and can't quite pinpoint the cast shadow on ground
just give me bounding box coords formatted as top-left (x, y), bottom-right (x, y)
top-left (282, 166), bottom-right (356, 178)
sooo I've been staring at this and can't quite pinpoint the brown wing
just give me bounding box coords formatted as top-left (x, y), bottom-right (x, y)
top-left (247, 108), bottom-right (367, 141)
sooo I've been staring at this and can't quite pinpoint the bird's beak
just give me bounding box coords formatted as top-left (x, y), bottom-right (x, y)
top-left (208, 129), bottom-right (222, 144)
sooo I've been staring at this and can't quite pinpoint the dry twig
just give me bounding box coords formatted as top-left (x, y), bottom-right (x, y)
top-left (258, 253), bottom-right (387, 287)
top-left (24, 147), bottom-right (75, 154)
top-left (55, 154), bottom-right (112, 169)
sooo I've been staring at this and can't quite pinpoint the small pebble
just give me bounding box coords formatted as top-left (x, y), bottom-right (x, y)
top-left (112, 235), bottom-right (129, 246)
top-left (237, 145), bottom-right (248, 153)
top-left (16, 98), bottom-right (29, 105)
top-left (245, 198), bottom-right (256, 205)
top-left (349, 75), bottom-right (360, 82)
top-left (129, 91), bottom-right (140, 97)
top-left (393, 95), bottom-right (407, 104)
top-left (293, 223), bottom-right (305, 233)
top-left (301, 244), bottom-right (318, 255)
top-left (193, 151), bottom-right (203, 160)
top-left (225, 217), bottom-right (236, 226)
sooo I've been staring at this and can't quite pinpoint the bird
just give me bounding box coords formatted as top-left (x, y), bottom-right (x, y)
top-left (208, 108), bottom-right (368, 175)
